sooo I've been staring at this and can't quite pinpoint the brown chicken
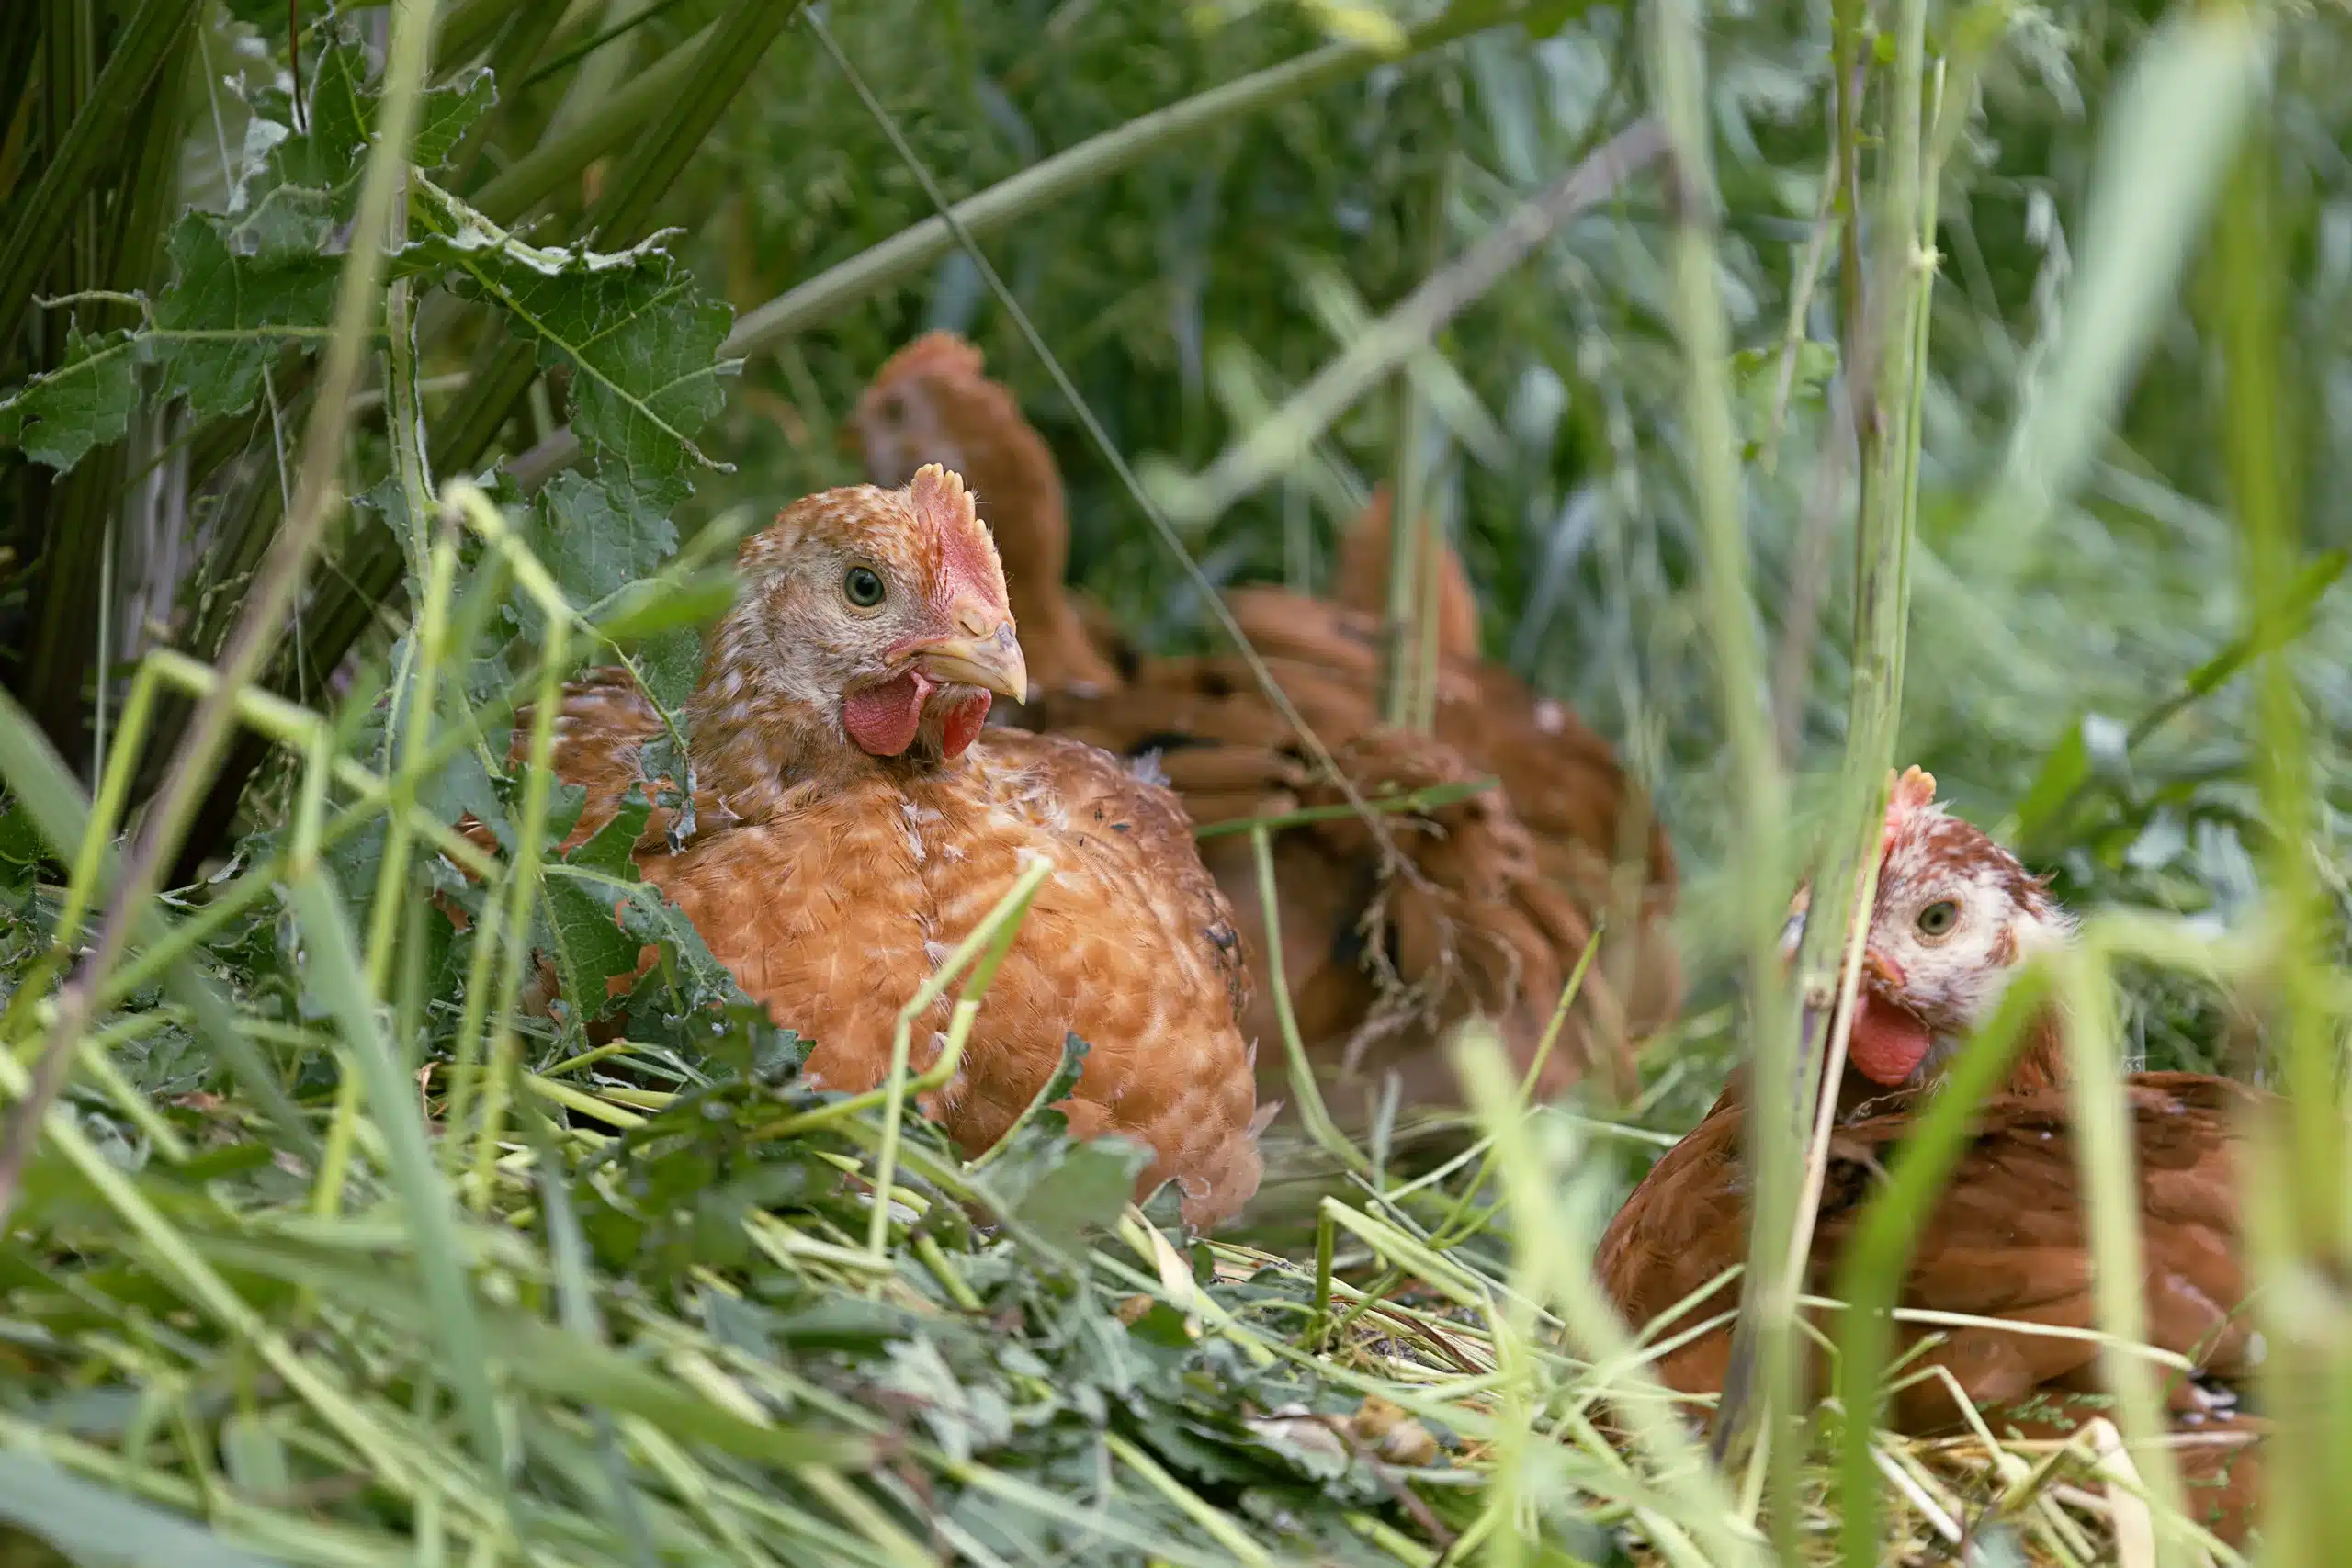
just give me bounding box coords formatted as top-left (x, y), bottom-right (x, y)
top-left (849, 333), bottom-right (1679, 1125)
top-left (1220, 503), bottom-right (1678, 1034)
top-left (486, 466), bottom-right (1266, 1230)
top-left (1597, 767), bottom-right (2265, 1541)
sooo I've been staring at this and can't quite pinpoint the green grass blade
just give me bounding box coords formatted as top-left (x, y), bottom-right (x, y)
top-left (0, 684), bottom-right (316, 1157)
top-left (284, 864), bottom-right (512, 1489)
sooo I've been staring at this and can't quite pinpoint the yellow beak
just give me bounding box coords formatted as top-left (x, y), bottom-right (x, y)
top-left (911, 620), bottom-right (1029, 705)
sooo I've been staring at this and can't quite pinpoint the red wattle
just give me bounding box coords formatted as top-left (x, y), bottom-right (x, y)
top-left (1848, 993), bottom-right (1933, 1086)
top-left (842, 672), bottom-right (924, 756)
top-left (939, 693), bottom-right (991, 757)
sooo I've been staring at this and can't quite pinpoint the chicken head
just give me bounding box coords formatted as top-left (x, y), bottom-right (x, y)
top-left (846, 333), bottom-right (1120, 695)
top-left (1776, 765), bottom-right (2076, 1095)
top-left (692, 464), bottom-right (1027, 791)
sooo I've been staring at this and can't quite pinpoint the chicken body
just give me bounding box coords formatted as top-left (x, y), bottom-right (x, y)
top-left (1596, 768), bottom-right (2265, 1540)
top-left (1219, 566), bottom-right (1680, 1041)
top-left (513, 468), bottom-right (1263, 1230)
top-left (1036, 657), bottom-right (1618, 1111)
top-left (850, 333), bottom-right (1679, 1122)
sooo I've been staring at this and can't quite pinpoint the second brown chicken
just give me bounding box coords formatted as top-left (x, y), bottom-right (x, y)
top-left (1597, 768), bottom-right (2266, 1543)
top-left (850, 332), bottom-right (1680, 1131)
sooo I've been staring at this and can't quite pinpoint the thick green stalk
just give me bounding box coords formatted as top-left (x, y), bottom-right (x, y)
top-left (437, 0), bottom-right (532, 68)
top-left (466, 20), bottom-right (716, 219)
top-left (1642, 0), bottom-right (1792, 1539)
top-left (2218, 92), bottom-right (2349, 1562)
top-left (1783, 0), bottom-right (1928, 1549)
top-left (0, 10), bottom-right (39, 178)
top-left (442, 0), bottom-right (568, 188)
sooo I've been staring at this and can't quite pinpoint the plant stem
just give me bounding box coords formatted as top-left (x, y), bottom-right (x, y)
top-left (1642, 0), bottom-right (1793, 1530)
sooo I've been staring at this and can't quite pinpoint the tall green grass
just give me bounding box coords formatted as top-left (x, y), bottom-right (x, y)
top-left (0, 0), bottom-right (2344, 1563)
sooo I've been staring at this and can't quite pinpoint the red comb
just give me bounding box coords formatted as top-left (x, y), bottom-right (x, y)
top-left (1882, 765), bottom-right (1939, 852)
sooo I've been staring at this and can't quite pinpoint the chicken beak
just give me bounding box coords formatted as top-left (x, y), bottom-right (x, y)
top-left (1862, 946), bottom-right (1905, 989)
top-left (912, 620), bottom-right (1029, 705)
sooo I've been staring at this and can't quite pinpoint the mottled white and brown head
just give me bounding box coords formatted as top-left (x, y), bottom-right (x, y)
top-left (1785, 766), bottom-right (2075, 1089)
top-left (698, 465), bottom-right (1027, 763)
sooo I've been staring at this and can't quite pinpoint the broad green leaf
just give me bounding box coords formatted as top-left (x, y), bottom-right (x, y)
top-left (2, 218), bottom-right (340, 473)
top-left (534, 470), bottom-right (684, 611)
top-left (528, 470), bottom-right (708, 700)
top-left (153, 218), bottom-right (343, 417)
top-left (0, 321), bottom-right (139, 470)
top-left (404, 193), bottom-right (740, 479)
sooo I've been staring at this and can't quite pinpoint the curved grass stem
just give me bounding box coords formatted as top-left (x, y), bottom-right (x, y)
top-left (863, 854), bottom-right (1054, 1265)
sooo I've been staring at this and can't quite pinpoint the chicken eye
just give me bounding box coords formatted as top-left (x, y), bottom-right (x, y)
top-left (1916, 899), bottom-right (1960, 938)
top-left (842, 566), bottom-right (888, 608)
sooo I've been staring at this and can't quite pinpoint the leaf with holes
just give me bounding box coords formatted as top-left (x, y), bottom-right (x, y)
top-left (403, 190), bottom-right (740, 479)
top-left (231, 30), bottom-right (494, 258)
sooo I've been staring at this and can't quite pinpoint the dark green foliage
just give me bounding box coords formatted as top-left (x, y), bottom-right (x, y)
top-left (0, 0), bottom-right (2345, 1562)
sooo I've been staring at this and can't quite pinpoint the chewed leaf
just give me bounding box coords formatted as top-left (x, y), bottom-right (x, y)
top-left (403, 188), bottom-right (740, 479)
top-left (0, 320), bottom-right (140, 470)
top-left (1, 213), bottom-right (341, 473)
top-left (154, 217), bottom-right (341, 416)
top-left (232, 32), bottom-right (495, 257)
